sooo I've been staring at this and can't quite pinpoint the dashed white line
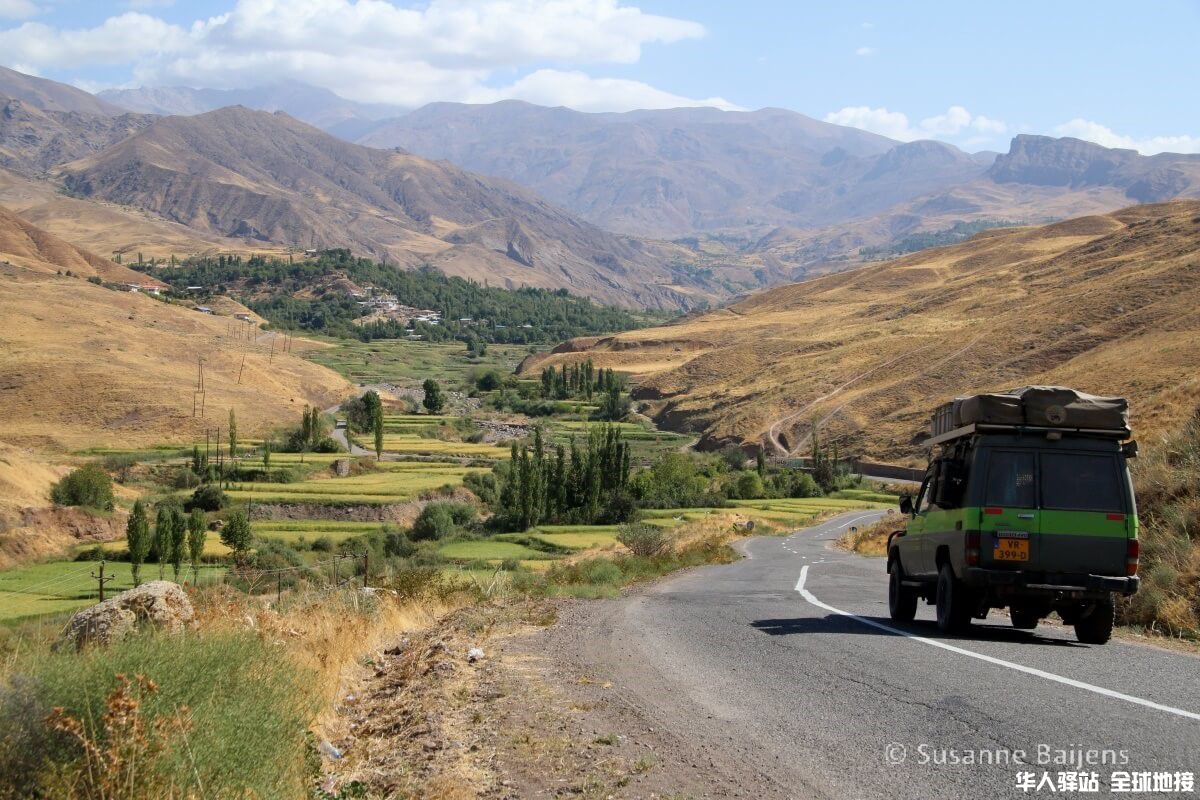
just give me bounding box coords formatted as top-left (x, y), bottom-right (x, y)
top-left (793, 565), bottom-right (1200, 723)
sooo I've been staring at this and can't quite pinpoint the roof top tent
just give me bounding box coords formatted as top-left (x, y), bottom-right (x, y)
top-left (926, 386), bottom-right (1130, 447)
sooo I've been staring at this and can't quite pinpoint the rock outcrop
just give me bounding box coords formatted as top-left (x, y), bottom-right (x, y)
top-left (56, 580), bottom-right (195, 651)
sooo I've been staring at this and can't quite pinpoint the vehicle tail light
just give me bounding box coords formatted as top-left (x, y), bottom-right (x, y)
top-left (965, 531), bottom-right (981, 567)
top-left (984, 507), bottom-right (1003, 515)
top-left (1126, 538), bottom-right (1140, 576)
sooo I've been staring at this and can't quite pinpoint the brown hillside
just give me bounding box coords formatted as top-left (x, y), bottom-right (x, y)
top-left (0, 222), bottom-right (352, 453)
top-left (527, 201), bottom-right (1200, 463)
top-left (0, 166), bottom-right (289, 262)
top-left (0, 65), bottom-right (124, 116)
top-left (0, 97), bottom-right (154, 176)
top-left (0, 204), bottom-right (159, 284)
top-left (54, 106), bottom-right (728, 309)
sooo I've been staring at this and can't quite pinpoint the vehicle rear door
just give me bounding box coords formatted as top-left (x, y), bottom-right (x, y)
top-left (978, 449), bottom-right (1039, 570)
top-left (1036, 451), bottom-right (1132, 575)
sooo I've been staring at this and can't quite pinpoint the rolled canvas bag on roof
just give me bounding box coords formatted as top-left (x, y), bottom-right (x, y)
top-left (952, 393), bottom-right (1023, 427)
top-left (945, 386), bottom-right (1127, 430)
top-left (1008, 386), bottom-right (1128, 429)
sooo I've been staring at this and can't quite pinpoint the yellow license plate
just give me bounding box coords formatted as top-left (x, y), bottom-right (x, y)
top-left (994, 538), bottom-right (1030, 561)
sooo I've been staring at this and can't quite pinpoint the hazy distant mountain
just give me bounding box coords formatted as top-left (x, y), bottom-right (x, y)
top-left (99, 82), bottom-right (405, 135)
top-left (54, 106), bottom-right (724, 308)
top-left (0, 97), bottom-right (154, 175)
top-left (0, 65), bottom-right (124, 116)
top-left (989, 134), bottom-right (1200, 202)
top-left (355, 101), bottom-right (990, 238)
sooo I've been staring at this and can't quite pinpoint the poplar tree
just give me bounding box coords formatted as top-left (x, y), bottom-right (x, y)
top-left (373, 401), bottom-right (384, 460)
top-left (169, 507), bottom-right (187, 582)
top-left (228, 408), bottom-right (238, 459)
top-left (126, 500), bottom-right (151, 587)
top-left (187, 508), bottom-right (207, 584)
top-left (154, 505), bottom-right (172, 580)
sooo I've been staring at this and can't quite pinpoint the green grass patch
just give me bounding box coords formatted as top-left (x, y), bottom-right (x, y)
top-left (378, 434), bottom-right (510, 460)
top-left (0, 561), bottom-right (227, 624)
top-left (217, 460), bottom-right (472, 505)
top-left (437, 539), bottom-right (558, 562)
top-left (0, 629), bottom-right (318, 798)
top-left (307, 339), bottom-right (535, 387)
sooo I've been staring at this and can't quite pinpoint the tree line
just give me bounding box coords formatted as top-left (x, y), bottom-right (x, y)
top-left (469, 425), bottom-right (633, 530)
top-left (146, 250), bottom-right (665, 344)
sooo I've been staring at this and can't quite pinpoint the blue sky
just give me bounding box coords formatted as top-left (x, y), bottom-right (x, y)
top-left (1, 0), bottom-right (1197, 153)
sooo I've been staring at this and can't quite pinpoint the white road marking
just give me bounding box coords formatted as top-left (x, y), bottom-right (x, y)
top-left (794, 565), bottom-right (1200, 723)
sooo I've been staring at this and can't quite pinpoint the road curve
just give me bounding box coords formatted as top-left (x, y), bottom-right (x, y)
top-left (537, 510), bottom-right (1200, 799)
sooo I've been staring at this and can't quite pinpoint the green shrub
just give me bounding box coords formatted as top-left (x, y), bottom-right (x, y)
top-left (383, 530), bottom-right (416, 558)
top-left (733, 470), bottom-right (764, 500)
top-left (311, 536), bottom-right (334, 552)
top-left (173, 467), bottom-right (201, 490)
top-left (617, 522), bottom-right (670, 557)
top-left (313, 437), bottom-right (342, 454)
top-left (411, 502), bottom-right (465, 541)
top-left (186, 483), bottom-right (226, 512)
top-left (49, 464), bottom-right (114, 511)
top-left (0, 630), bottom-right (318, 799)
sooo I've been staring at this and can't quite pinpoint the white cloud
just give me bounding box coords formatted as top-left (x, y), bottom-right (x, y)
top-left (824, 106), bottom-right (914, 140)
top-left (1053, 118), bottom-right (1200, 155)
top-left (824, 104), bottom-right (1008, 144)
top-left (0, 0), bottom-right (721, 112)
top-left (468, 69), bottom-right (741, 112)
top-left (0, 0), bottom-right (37, 19)
top-left (854, 46), bottom-right (875, 56)
top-left (0, 13), bottom-right (189, 67)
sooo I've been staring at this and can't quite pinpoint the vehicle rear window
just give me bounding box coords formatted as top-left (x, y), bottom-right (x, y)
top-left (1040, 453), bottom-right (1124, 512)
top-left (984, 451), bottom-right (1036, 508)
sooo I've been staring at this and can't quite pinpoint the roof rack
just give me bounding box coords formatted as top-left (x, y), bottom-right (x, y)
top-left (923, 422), bottom-right (1132, 448)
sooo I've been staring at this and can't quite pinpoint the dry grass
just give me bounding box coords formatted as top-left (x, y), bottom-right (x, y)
top-left (839, 514), bottom-right (906, 557)
top-left (0, 262), bottom-right (351, 453)
top-left (0, 167), bottom-right (292, 261)
top-left (529, 200), bottom-right (1200, 462)
top-left (1121, 411), bottom-right (1200, 637)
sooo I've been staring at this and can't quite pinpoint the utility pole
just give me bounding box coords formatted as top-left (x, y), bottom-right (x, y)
top-left (362, 551), bottom-right (369, 589)
top-left (92, 560), bottom-right (114, 602)
top-left (237, 352), bottom-right (246, 385)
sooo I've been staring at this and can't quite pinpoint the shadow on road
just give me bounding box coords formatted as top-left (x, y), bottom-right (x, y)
top-left (750, 615), bottom-right (1087, 648)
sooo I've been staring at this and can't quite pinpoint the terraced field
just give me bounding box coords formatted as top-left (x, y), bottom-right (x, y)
top-left (434, 497), bottom-right (892, 567)
top-left (220, 460), bottom-right (477, 504)
top-left (308, 339), bottom-right (533, 386)
top-left (378, 433), bottom-right (510, 460)
top-left (95, 520), bottom-right (394, 559)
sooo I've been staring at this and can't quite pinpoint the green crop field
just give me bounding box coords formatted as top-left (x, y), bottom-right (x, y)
top-left (93, 520), bottom-right (392, 560)
top-left (0, 561), bottom-right (226, 624)
top-left (511, 525), bottom-right (621, 551)
top-left (306, 339), bottom-right (535, 387)
top-left (381, 414), bottom-right (452, 430)
top-left (437, 539), bottom-right (558, 562)
top-left (830, 488), bottom-right (901, 504)
top-left (218, 460), bottom-right (474, 505)
top-left (378, 433), bottom-right (510, 460)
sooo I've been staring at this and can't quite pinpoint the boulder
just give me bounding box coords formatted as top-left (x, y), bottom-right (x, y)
top-left (56, 580), bottom-right (195, 651)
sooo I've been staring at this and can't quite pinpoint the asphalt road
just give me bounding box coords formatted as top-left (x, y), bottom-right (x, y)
top-left (548, 510), bottom-right (1200, 799)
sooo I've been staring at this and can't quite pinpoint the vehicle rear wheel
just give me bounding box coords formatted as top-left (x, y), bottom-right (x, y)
top-left (1010, 606), bottom-right (1040, 630)
top-left (1074, 596), bottom-right (1115, 645)
top-left (888, 560), bottom-right (918, 622)
top-left (935, 563), bottom-right (972, 633)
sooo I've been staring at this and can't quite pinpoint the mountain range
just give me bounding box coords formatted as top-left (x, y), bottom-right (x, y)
top-left (4, 67), bottom-right (1200, 310)
top-left (520, 199), bottom-right (1200, 461)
